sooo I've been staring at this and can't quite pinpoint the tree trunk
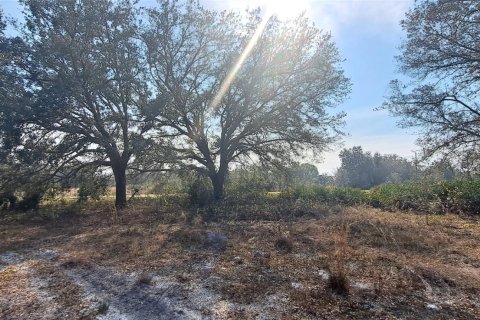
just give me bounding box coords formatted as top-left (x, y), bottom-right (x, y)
top-left (211, 171), bottom-right (226, 201)
top-left (112, 163), bottom-right (127, 209)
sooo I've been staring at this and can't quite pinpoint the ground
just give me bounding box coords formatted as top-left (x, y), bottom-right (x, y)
top-left (0, 203), bottom-right (479, 319)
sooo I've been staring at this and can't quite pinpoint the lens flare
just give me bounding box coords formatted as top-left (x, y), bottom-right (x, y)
top-left (209, 1), bottom-right (310, 111)
top-left (210, 11), bottom-right (271, 111)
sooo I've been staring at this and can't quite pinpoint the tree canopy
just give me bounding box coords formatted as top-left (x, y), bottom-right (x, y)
top-left (143, 1), bottom-right (350, 199)
top-left (0, 0), bottom-right (350, 205)
top-left (11, 0), bottom-right (153, 207)
top-left (382, 0), bottom-right (480, 172)
top-left (336, 146), bottom-right (416, 189)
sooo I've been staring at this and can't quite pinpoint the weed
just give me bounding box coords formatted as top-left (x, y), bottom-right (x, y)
top-left (274, 236), bottom-right (294, 253)
top-left (327, 220), bottom-right (350, 295)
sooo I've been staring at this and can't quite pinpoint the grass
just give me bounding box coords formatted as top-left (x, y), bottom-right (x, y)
top-left (327, 217), bottom-right (350, 295)
top-left (0, 200), bottom-right (480, 318)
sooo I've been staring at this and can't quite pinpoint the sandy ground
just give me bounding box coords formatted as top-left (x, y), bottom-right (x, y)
top-left (0, 248), bottom-right (290, 319)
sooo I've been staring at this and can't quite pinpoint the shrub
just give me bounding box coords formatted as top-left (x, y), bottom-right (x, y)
top-left (16, 192), bottom-right (42, 211)
top-left (369, 179), bottom-right (480, 214)
top-left (76, 170), bottom-right (109, 202)
top-left (187, 176), bottom-right (213, 207)
top-left (327, 270), bottom-right (350, 295)
top-left (0, 191), bottom-right (17, 210)
top-left (225, 173), bottom-right (271, 204)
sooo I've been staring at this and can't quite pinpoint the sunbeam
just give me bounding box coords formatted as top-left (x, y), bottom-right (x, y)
top-left (209, 10), bottom-right (273, 112)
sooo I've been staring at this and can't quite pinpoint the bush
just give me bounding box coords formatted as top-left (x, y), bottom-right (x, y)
top-left (0, 191), bottom-right (17, 210)
top-left (188, 176), bottom-right (212, 207)
top-left (16, 192), bottom-right (42, 211)
top-left (369, 179), bottom-right (480, 214)
top-left (224, 173), bottom-right (271, 205)
top-left (76, 169), bottom-right (109, 202)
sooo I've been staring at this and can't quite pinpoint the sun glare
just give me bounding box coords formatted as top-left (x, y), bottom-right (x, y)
top-left (263, 0), bottom-right (310, 19)
top-left (210, 0), bottom-right (310, 111)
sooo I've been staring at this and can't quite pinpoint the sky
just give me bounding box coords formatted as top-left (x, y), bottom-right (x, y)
top-left (1, 0), bottom-right (419, 174)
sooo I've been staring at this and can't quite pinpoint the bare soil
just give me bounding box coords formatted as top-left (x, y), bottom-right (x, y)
top-left (1, 204), bottom-right (479, 319)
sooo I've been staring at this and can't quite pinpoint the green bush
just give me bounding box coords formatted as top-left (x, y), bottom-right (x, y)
top-left (224, 172), bottom-right (272, 205)
top-left (188, 176), bottom-right (213, 207)
top-left (369, 179), bottom-right (480, 214)
top-left (77, 171), bottom-right (109, 202)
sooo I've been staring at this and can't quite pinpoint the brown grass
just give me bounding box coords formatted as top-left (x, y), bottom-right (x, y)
top-left (1, 201), bottom-right (480, 319)
top-left (327, 218), bottom-right (350, 295)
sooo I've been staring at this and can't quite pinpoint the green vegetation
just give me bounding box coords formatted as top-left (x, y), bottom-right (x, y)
top-left (279, 179), bottom-right (480, 215)
top-left (370, 179), bottom-right (480, 214)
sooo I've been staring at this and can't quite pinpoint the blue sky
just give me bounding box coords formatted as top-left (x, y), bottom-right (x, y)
top-left (1, 0), bottom-right (419, 174)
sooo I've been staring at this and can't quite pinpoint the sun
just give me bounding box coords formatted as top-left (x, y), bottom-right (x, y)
top-left (262, 0), bottom-right (310, 20)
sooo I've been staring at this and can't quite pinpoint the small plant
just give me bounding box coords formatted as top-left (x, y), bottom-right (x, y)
top-left (274, 236), bottom-right (294, 253)
top-left (187, 176), bottom-right (213, 207)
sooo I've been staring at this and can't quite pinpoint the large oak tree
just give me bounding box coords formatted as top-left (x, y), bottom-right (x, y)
top-left (144, 1), bottom-right (351, 200)
top-left (18, 0), bottom-right (151, 207)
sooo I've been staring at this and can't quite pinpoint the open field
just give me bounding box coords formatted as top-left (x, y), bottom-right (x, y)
top-left (1, 202), bottom-right (480, 319)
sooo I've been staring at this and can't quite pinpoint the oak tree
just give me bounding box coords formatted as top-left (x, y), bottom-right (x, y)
top-left (382, 0), bottom-right (480, 171)
top-left (144, 1), bottom-right (350, 200)
top-left (18, 0), bottom-right (151, 207)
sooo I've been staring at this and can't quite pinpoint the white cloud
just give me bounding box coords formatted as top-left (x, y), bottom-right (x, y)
top-left (206, 0), bottom-right (413, 37)
top-left (310, 0), bottom-right (414, 36)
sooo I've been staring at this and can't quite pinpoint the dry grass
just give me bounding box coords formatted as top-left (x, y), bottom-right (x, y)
top-left (327, 219), bottom-right (350, 295)
top-left (1, 202), bottom-right (480, 319)
top-left (0, 260), bottom-right (97, 319)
